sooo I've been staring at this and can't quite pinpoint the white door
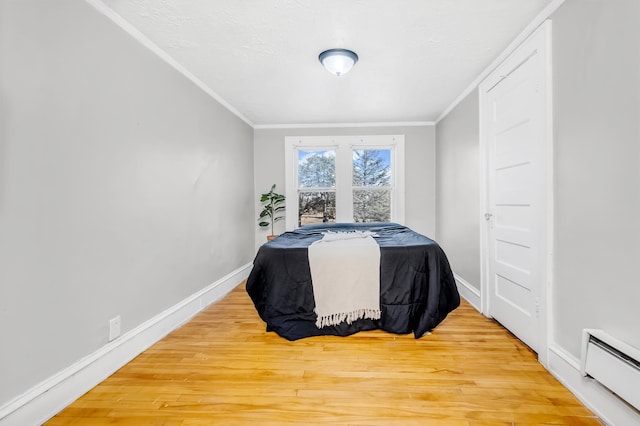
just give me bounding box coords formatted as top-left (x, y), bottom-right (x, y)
top-left (480, 22), bottom-right (552, 355)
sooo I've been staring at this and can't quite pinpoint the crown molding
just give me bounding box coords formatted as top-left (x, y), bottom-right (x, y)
top-left (84, 0), bottom-right (255, 128)
top-left (254, 121), bottom-right (435, 130)
top-left (436, 0), bottom-right (566, 124)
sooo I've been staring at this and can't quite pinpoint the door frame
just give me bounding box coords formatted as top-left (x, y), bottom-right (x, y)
top-left (479, 20), bottom-right (554, 366)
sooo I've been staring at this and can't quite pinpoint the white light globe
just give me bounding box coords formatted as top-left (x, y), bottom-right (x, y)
top-left (319, 49), bottom-right (359, 76)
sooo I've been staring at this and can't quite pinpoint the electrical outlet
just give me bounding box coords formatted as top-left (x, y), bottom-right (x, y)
top-left (108, 315), bottom-right (121, 342)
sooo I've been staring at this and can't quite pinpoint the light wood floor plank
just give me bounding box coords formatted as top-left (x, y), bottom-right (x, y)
top-left (47, 282), bottom-right (601, 425)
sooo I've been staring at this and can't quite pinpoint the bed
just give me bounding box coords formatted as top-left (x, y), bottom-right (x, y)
top-left (246, 222), bottom-right (460, 340)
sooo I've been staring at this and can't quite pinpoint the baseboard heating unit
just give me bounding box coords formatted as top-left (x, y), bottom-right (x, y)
top-left (581, 329), bottom-right (640, 411)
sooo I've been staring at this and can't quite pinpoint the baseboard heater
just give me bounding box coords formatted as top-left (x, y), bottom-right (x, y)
top-left (581, 329), bottom-right (640, 411)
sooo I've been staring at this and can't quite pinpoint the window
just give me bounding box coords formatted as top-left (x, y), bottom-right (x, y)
top-left (285, 135), bottom-right (404, 230)
top-left (298, 149), bottom-right (337, 225)
top-left (352, 149), bottom-right (392, 223)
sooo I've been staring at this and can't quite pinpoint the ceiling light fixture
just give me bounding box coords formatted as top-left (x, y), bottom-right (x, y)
top-left (318, 48), bottom-right (359, 77)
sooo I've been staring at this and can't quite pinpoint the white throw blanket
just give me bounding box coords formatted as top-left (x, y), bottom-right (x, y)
top-left (308, 231), bottom-right (381, 328)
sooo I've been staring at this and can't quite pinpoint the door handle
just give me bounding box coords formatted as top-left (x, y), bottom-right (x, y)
top-left (484, 213), bottom-right (493, 221)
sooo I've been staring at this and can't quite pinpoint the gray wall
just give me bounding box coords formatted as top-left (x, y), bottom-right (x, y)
top-left (254, 126), bottom-right (436, 249)
top-left (435, 91), bottom-right (480, 288)
top-left (435, 0), bottom-right (640, 358)
top-left (0, 0), bottom-right (254, 406)
top-left (552, 0), bottom-right (640, 356)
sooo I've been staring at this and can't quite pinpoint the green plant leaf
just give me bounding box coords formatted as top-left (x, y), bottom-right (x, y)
top-left (258, 184), bottom-right (285, 226)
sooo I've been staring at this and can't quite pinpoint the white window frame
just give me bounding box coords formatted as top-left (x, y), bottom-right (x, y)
top-left (285, 135), bottom-right (405, 230)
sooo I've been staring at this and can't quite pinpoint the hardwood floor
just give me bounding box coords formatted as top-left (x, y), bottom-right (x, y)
top-left (48, 283), bottom-right (600, 425)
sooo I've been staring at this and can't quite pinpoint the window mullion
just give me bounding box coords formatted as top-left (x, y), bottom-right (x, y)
top-left (335, 142), bottom-right (353, 222)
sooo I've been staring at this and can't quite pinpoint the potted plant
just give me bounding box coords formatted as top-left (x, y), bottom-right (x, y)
top-left (258, 184), bottom-right (286, 241)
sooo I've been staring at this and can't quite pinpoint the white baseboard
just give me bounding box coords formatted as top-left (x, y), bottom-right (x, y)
top-left (453, 273), bottom-right (481, 312)
top-left (0, 263), bottom-right (252, 426)
top-left (547, 344), bottom-right (640, 426)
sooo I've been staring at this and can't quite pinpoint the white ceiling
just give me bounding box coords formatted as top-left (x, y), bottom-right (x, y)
top-left (100, 0), bottom-right (554, 127)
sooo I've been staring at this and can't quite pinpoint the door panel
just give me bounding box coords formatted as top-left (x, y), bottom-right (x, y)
top-left (494, 163), bottom-right (533, 205)
top-left (495, 274), bottom-right (532, 315)
top-left (495, 123), bottom-right (532, 168)
top-left (495, 205), bottom-right (531, 230)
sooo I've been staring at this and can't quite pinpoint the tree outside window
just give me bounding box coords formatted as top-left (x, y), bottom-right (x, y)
top-left (352, 149), bottom-right (391, 222)
top-left (297, 150), bottom-right (336, 226)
